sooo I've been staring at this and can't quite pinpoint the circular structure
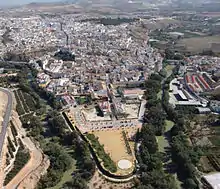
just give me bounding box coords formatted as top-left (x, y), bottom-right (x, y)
top-left (118, 159), bottom-right (132, 170)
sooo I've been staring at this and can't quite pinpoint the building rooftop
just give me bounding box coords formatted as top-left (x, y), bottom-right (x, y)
top-left (123, 88), bottom-right (144, 95)
top-left (203, 173), bottom-right (220, 189)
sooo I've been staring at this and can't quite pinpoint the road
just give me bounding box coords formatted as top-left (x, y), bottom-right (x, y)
top-left (0, 60), bottom-right (28, 65)
top-left (0, 88), bottom-right (12, 160)
top-left (0, 89), bottom-right (45, 189)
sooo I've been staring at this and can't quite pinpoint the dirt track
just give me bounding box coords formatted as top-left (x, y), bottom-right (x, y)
top-left (5, 111), bottom-right (47, 189)
top-left (18, 155), bottom-right (49, 189)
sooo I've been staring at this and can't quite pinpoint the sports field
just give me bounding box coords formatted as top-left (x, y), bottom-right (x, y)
top-left (92, 128), bottom-right (137, 175)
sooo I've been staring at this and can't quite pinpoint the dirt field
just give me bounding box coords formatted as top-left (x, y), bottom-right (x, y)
top-left (199, 156), bottom-right (216, 173)
top-left (176, 35), bottom-right (220, 53)
top-left (124, 104), bottom-right (139, 119)
top-left (88, 171), bottom-right (133, 189)
top-left (143, 18), bottom-right (181, 30)
top-left (92, 128), bottom-right (137, 175)
top-left (212, 85), bottom-right (220, 96)
top-left (0, 91), bottom-right (8, 132)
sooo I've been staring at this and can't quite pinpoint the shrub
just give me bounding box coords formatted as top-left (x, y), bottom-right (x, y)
top-left (87, 134), bottom-right (117, 173)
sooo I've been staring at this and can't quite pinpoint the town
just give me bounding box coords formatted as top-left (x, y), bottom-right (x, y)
top-left (0, 0), bottom-right (220, 189)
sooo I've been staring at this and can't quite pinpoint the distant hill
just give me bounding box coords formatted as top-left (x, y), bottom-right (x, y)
top-left (4, 0), bottom-right (220, 15)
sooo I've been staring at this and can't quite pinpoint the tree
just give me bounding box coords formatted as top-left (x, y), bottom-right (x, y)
top-left (48, 115), bottom-right (67, 136)
top-left (54, 49), bottom-right (75, 61)
top-left (73, 140), bottom-right (95, 180)
top-left (140, 170), bottom-right (178, 189)
top-left (146, 97), bottom-right (159, 108)
top-left (62, 176), bottom-right (89, 189)
top-left (165, 49), bottom-right (175, 59)
top-left (141, 125), bottom-right (158, 154)
top-left (53, 152), bottom-right (72, 171)
top-left (23, 116), bottom-right (43, 137)
top-left (149, 73), bottom-right (162, 82)
top-left (159, 69), bottom-right (167, 78)
top-left (38, 142), bottom-right (73, 188)
top-left (62, 131), bottom-right (79, 146)
top-left (144, 105), bottom-right (166, 135)
top-left (184, 178), bottom-right (197, 189)
top-left (38, 169), bottom-right (63, 188)
top-left (136, 185), bottom-right (154, 189)
top-left (44, 143), bottom-right (72, 172)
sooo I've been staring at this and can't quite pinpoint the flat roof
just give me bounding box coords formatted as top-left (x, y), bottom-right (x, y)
top-left (197, 107), bottom-right (211, 112)
top-left (123, 89), bottom-right (144, 95)
top-left (203, 173), bottom-right (220, 189)
top-left (177, 101), bottom-right (201, 106)
top-left (177, 90), bottom-right (188, 100)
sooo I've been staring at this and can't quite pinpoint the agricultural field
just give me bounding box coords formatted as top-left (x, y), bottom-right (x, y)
top-left (176, 35), bottom-right (220, 53)
top-left (206, 125), bottom-right (220, 173)
top-left (171, 27), bottom-right (207, 38)
top-left (188, 114), bottom-right (220, 173)
top-left (90, 128), bottom-right (137, 175)
top-left (145, 18), bottom-right (181, 31)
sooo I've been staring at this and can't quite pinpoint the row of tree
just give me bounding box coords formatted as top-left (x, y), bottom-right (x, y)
top-left (135, 73), bottom-right (178, 189)
top-left (37, 142), bottom-right (72, 188)
top-left (144, 73), bottom-right (166, 136)
top-left (16, 66), bottom-right (62, 110)
top-left (135, 126), bottom-right (177, 189)
top-left (162, 70), bottom-right (202, 189)
top-left (86, 133), bottom-right (117, 173)
top-left (4, 147), bottom-right (30, 185)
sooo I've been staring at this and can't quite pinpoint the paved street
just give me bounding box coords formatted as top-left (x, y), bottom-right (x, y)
top-left (0, 88), bottom-right (12, 161)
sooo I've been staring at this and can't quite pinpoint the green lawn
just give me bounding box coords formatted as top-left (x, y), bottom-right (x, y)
top-left (156, 120), bottom-right (174, 153)
top-left (209, 136), bottom-right (220, 147)
top-left (157, 90), bottom-right (162, 100)
top-left (165, 120), bottom-right (174, 132)
top-left (165, 65), bottom-right (175, 78)
top-left (158, 120), bottom-right (181, 188)
top-left (79, 97), bottom-right (86, 104)
top-left (174, 173), bottom-right (182, 189)
top-left (48, 161), bottom-right (76, 189)
top-left (157, 136), bottom-right (169, 153)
